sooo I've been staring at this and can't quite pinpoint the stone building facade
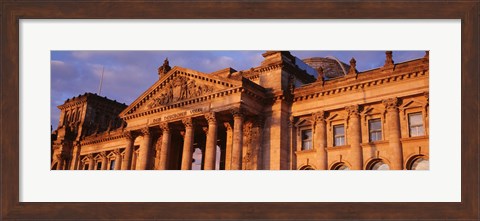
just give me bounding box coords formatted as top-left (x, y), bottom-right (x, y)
top-left (51, 51), bottom-right (429, 170)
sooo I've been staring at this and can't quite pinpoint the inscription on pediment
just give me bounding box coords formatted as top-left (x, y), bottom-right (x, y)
top-left (148, 76), bottom-right (215, 109)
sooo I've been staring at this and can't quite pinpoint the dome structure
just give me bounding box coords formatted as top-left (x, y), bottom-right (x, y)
top-left (302, 56), bottom-right (352, 79)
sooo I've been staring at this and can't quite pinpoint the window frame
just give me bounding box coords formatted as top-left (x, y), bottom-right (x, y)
top-left (300, 128), bottom-right (313, 151)
top-left (333, 124), bottom-right (345, 146)
top-left (408, 112), bottom-right (425, 137)
top-left (368, 118), bottom-right (382, 142)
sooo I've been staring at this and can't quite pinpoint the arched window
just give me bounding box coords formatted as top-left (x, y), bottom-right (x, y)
top-left (299, 165), bottom-right (315, 170)
top-left (406, 155), bottom-right (429, 170)
top-left (331, 162), bottom-right (350, 170)
top-left (366, 159), bottom-right (390, 170)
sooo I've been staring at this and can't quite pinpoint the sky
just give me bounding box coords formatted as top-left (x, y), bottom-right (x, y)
top-left (51, 50), bottom-right (425, 129)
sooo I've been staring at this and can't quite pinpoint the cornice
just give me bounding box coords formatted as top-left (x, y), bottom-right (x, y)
top-left (293, 67), bottom-right (428, 102)
top-left (80, 129), bottom-right (125, 146)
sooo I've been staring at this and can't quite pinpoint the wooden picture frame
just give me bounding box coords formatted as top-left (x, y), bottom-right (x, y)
top-left (1, 1), bottom-right (478, 220)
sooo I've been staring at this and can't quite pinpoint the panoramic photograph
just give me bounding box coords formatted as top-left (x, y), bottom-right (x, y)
top-left (51, 50), bottom-right (429, 170)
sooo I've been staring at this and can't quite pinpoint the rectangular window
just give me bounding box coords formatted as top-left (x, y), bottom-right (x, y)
top-left (333, 124), bottom-right (345, 146)
top-left (409, 112), bottom-right (425, 137)
top-left (109, 159), bottom-right (115, 170)
top-left (369, 119), bottom-right (382, 142)
top-left (301, 129), bottom-right (313, 150)
top-left (96, 162), bottom-right (102, 170)
top-left (83, 164), bottom-right (89, 170)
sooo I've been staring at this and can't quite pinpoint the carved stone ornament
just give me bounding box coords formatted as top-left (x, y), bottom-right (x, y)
top-left (288, 115), bottom-right (294, 128)
top-left (224, 122), bottom-right (232, 131)
top-left (123, 131), bottom-right (135, 140)
top-left (158, 58), bottom-right (171, 77)
top-left (141, 127), bottom-right (151, 136)
top-left (100, 151), bottom-right (107, 158)
top-left (316, 66), bottom-right (324, 82)
top-left (312, 111), bottom-right (326, 124)
top-left (113, 148), bottom-right (121, 156)
top-left (348, 58), bottom-right (357, 75)
top-left (384, 51), bottom-right (394, 66)
top-left (382, 97), bottom-right (399, 111)
top-left (231, 108), bottom-right (244, 119)
top-left (148, 75), bottom-right (215, 109)
top-left (345, 105), bottom-right (360, 116)
top-left (204, 112), bottom-right (217, 124)
top-left (202, 126), bottom-right (209, 134)
top-left (182, 117), bottom-right (193, 128)
top-left (159, 122), bottom-right (170, 132)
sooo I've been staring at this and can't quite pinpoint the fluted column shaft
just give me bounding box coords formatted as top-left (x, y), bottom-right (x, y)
top-left (383, 98), bottom-right (403, 170)
top-left (224, 122), bottom-right (233, 170)
top-left (101, 152), bottom-right (108, 170)
top-left (121, 132), bottom-right (135, 170)
top-left (88, 155), bottom-right (95, 170)
top-left (56, 154), bottom-right (65, 170)
top-left (138, 127), bottom-right (152, 170)
top-left (114, 149), bottom-right (122, 170)
top-left (313, 111), bottom-right (328, 170)
top-left (158, 123), bottom-right (171, 170)
top-left (204, 113), bottom-right (218, 170)
top-left (346, 105), bottom-right (363, 170)
top-left (231, 110), bottom-right (244, 170)
top-left (181, 118), bottom-right (194, 170)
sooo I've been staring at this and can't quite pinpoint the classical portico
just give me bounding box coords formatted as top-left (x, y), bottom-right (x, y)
top-left (115, 63), bottom-right (266, 170)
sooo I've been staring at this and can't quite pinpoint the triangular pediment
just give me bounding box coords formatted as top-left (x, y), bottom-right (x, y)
top-left (120, 66), bottom-right (241, 117)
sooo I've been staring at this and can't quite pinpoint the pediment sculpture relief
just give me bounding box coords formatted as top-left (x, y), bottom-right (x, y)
top-left (148, 76), bottom-right (215, 108)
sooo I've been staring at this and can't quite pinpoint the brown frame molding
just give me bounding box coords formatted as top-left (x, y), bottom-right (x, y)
top-left (1, 1), bottom-right (478, 220)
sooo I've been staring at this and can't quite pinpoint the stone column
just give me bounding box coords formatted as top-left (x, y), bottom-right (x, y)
top-left (346, 105), bottom-right (363, 170)
top-left (231, 108), bottom-right (244, 170)
top-left (251, 116), bottom-right (264, 170)
top-left (56, 153), bottom-right (65, 170)
top-left (224, 122), bottom-right (233, 170)
top-left (88, 154), bottom-right (95, 170)
top-left (114, 149), bottom-right (122, 170)
top-left (181, 117), bottom-right (194, 170)
top-left (101, 152), bottom-right (108, 170)
top-left (204, 112), bottom-right (218, 170)
top-left (158, 123), bottom-right (171, 170)
top-left (138, 127), bottom-right (152, 170)
top-left (383, 97), bottom-right (403, 170)
top-left (121, 131), bottom-right (135, 170)
top-left (70, 142), bottom-right (81, 170)
top-left (313, 111), bottom-right (328, 170)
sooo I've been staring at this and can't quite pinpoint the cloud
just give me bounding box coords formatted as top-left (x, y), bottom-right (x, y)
top-left (50, 50), bottom-right (425, 129)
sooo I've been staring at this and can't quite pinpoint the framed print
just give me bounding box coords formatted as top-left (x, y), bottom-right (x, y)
top-left (1, 1), bottom-right (478, 220)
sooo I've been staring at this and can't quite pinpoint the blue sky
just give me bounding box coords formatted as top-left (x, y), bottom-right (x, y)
top-left (51, 50), bottom-right (425, 129)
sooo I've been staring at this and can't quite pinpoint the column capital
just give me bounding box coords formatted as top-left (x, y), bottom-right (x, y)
top-left (123, 130), bottom-right (136, 140)
top-left (345, 105), bottom-right (360, 117)
top-left (312, 111), bottom-right (326, 124)
top-left (382, 97), bottom-right (399, 111)
top-left (231, 108), bottom-right (244, 119)
top-left (288, 115), bottom-right (294, 128)
top-left (204, 112), bottom-right (217, 124)
top-left (140, 127), bottom-right (151, 136)
top-left (202, 126), bottom-right (209, 134)
top-left (224, 122), bottom-right (232, 131)
top-left (182, 117), bottom-right (193, 128)
top-left (159, 122), bottom-right (170, 132)
top-left (113, 148), bottom-right (122, 156)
